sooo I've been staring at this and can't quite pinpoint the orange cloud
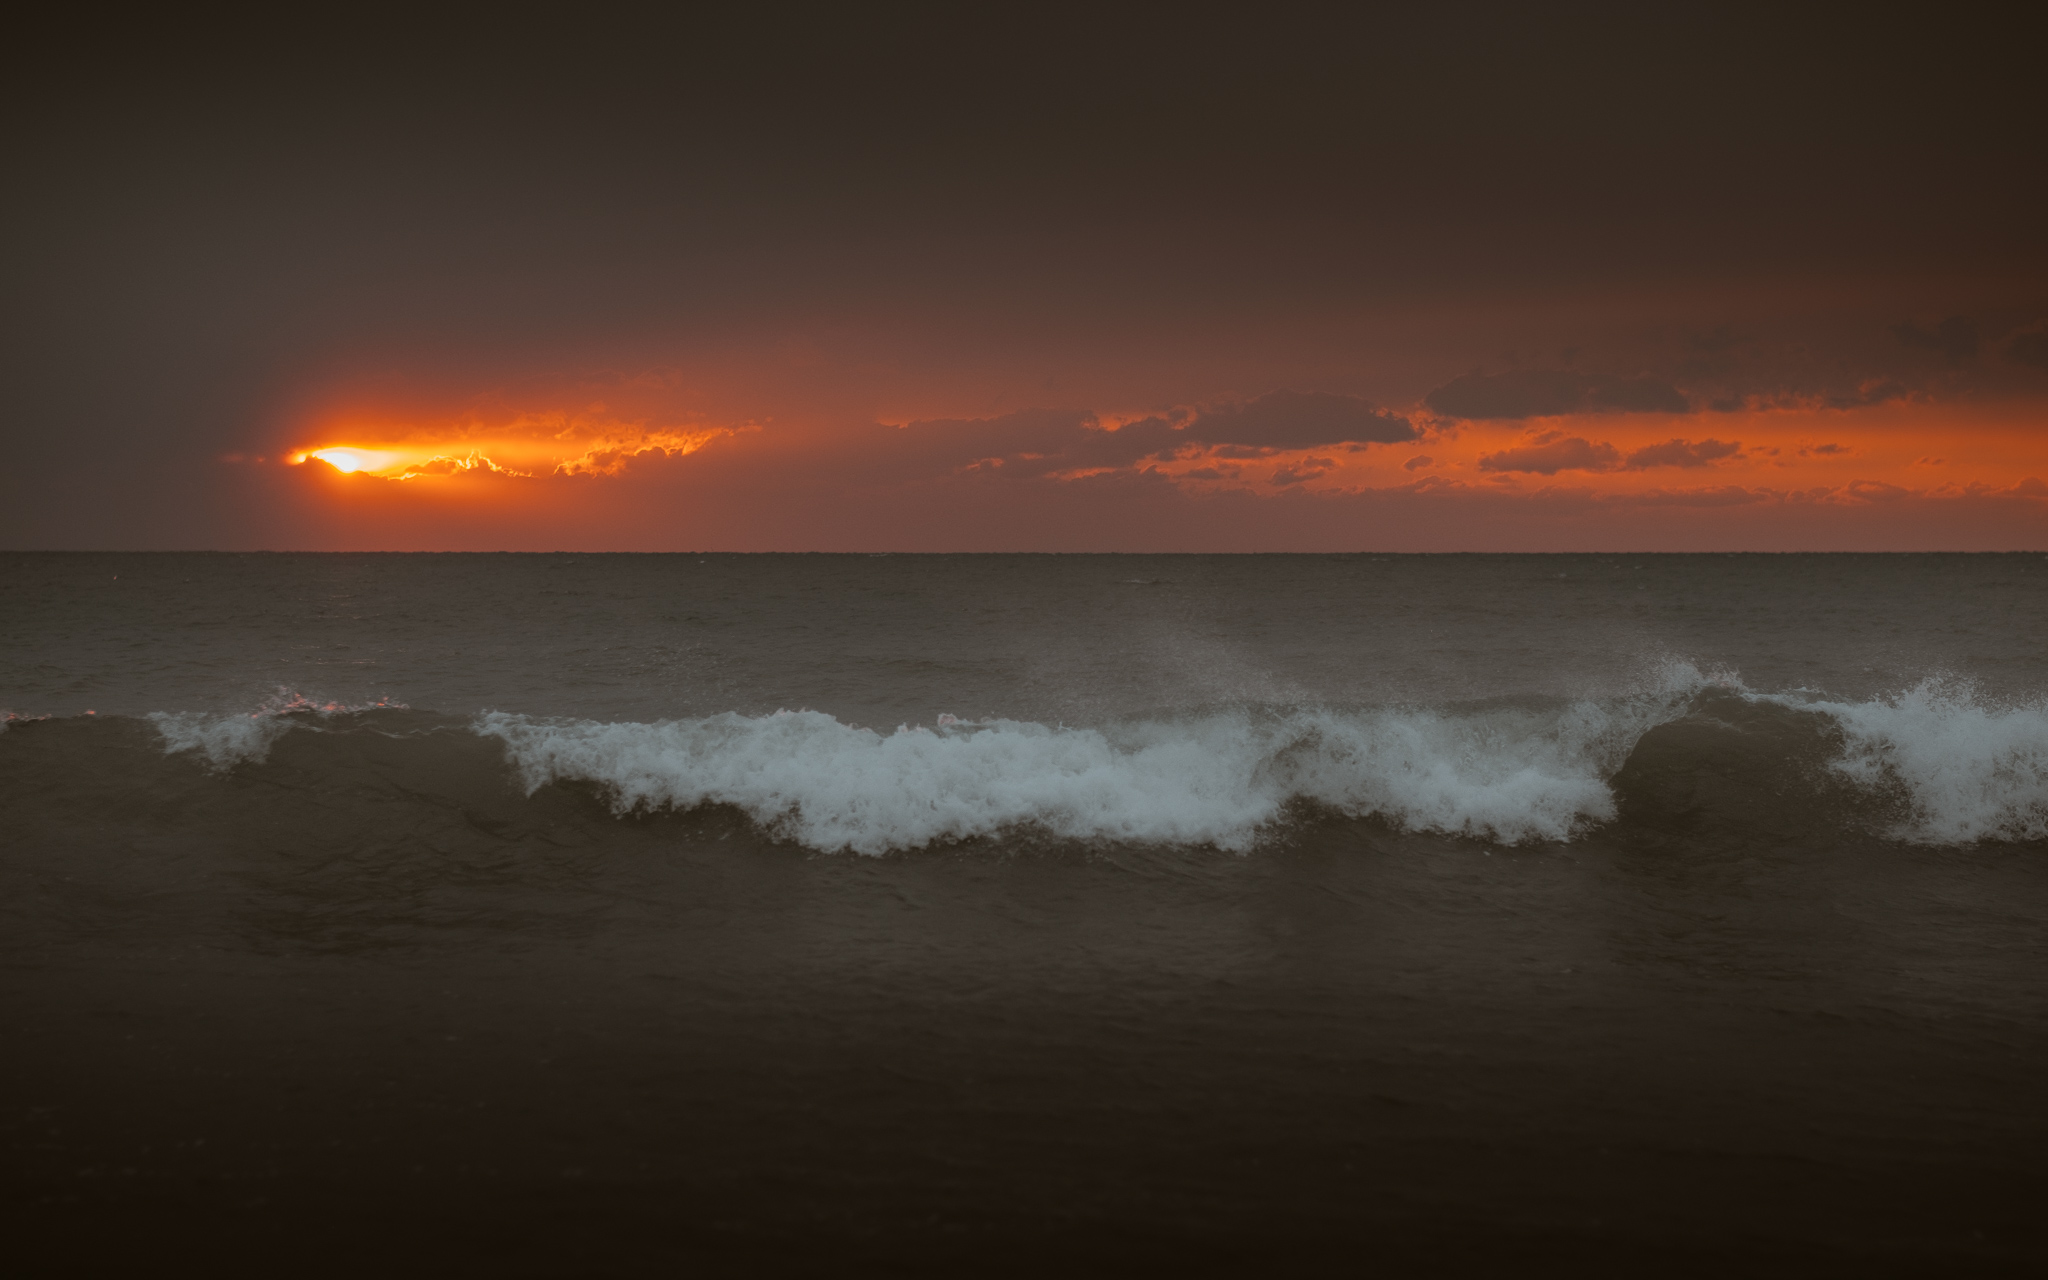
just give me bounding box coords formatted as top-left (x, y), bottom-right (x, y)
top-left (251, 368), bottom-right (2048, 552)
top-left (288, 420), bottom-right (735, 483)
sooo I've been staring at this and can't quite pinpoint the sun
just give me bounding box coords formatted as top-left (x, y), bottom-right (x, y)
top-left (302, 447), bottom-right (400, 474)
top-left (285, 426), bottom-right (728, 483)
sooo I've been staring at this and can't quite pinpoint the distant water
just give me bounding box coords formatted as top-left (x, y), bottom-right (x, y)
top-left (4, 552), bottom-right (2046, 1274)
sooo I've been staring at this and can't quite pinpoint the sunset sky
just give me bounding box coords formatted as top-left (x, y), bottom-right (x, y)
top-left (5, 8), bottom-right (2043, 551)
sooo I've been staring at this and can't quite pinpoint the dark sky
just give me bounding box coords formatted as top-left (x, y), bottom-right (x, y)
top-left (5, 6), bottom-right (2044, 549)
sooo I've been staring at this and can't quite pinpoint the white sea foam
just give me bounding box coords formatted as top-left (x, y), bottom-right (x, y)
top-left (149, 690), bottom-right (408, 769)
top-left (133, 665), bottom-right (2048, 850)
top-left (476, 685), bottom-right (1695, 854)
top-left (1800, 679), bottom-right (2048, 843)
top-left (150, 708), bottom-right (302, 768)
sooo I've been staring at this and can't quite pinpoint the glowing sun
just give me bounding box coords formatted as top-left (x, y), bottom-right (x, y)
top-left (301, 447), bottom-right (402, 474)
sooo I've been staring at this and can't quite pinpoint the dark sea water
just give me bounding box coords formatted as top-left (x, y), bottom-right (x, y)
top-left (4, 552), bottom-right (2047, 1276)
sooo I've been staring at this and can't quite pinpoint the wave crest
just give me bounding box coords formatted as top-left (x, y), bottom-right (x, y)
top-left (149, 690), bottom-right (409, 769)
top-left (476, 693), bottom-right (1688, 854)
top-left (115, 667), bottom-right (2047, 853)
top-left (1807, 679), bottom-right (2048, 843)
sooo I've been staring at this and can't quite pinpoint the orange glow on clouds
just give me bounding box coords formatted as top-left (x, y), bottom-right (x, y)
top-left (288, 422), bottom-right (731, 482)
top-left (262, 385), bottom-right (2045, 552)
top-left (1184, 402), bottom-right (2048, 504)
top-left (300, 447), bottom-right (401, 474)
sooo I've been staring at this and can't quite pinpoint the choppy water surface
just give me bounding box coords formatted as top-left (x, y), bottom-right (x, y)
top-left (4, 553), bottom-right (2046, 1275)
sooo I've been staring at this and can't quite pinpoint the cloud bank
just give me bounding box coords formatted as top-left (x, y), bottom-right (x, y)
top-left (1477, 435), bottom-right (1743, 475)
top-left (897, 391), bottom-right (1414, 481)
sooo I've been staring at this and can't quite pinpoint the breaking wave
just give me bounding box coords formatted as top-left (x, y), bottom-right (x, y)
top-left (148, 690), bottom-right (410, 769)
top-left (14, 671), bottom-right (2033, 855)
top-left (474, 695), bottom-right (1684, 853)
top-left (1801, 679), bottom-right (2048, 844)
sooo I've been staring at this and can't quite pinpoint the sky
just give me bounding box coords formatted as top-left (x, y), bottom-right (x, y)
top-left (4, 7), bottom-right (2044, 551)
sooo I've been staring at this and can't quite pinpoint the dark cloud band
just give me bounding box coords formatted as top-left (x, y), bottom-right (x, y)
top-left (901, 392), bottom-right (1413, 481)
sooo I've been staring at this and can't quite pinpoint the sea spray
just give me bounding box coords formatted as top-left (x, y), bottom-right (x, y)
top-left (126, 673), bottom-right (2048, 852)
top-left (1801, 678), bottom-right (2048, 843)
top-left (475, 691), bottom-right (1694, 854)
top-left (149, 689), bottom-right (410, 769)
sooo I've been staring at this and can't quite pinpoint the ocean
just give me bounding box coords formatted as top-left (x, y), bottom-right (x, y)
top-left (4, 551), bottom-right (2046, 1275)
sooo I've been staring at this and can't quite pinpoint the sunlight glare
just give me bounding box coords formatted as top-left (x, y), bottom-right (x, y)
top-left (306, 447), bottom-right (395, 474)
